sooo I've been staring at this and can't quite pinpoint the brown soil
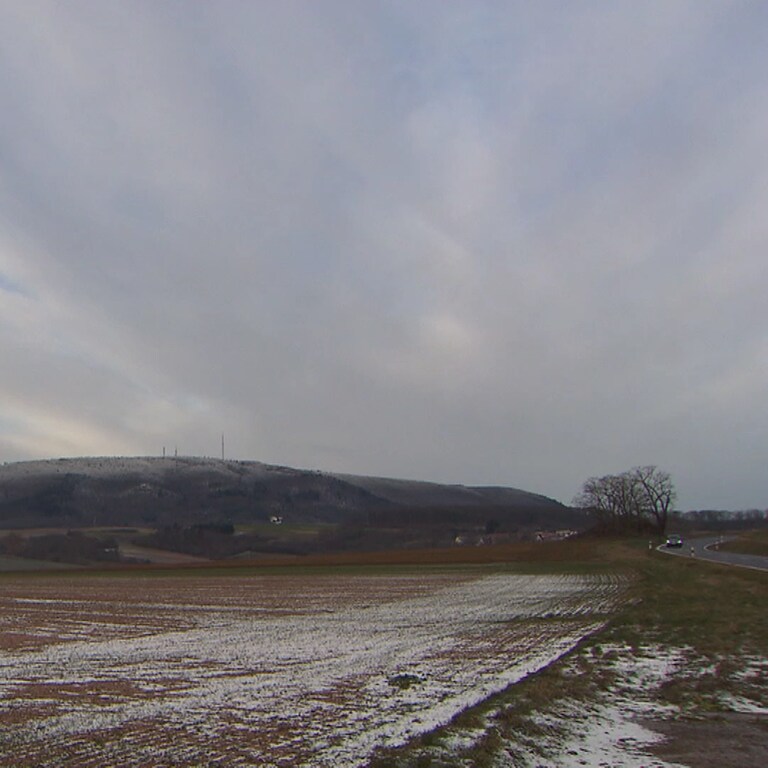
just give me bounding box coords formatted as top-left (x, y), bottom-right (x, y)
top-left (645, 712), bottom-right (768, 768)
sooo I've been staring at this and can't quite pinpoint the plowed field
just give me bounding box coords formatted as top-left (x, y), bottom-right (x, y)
top-left (0, 570), bottom-right (628, 766)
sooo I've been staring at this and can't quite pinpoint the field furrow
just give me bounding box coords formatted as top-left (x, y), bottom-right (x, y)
top-left (0, 571), bottom-right (628, 766)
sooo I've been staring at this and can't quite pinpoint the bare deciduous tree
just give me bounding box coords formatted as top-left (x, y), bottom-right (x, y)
top-left (573, 466), bottom-right (676, 534)
top-left (631, 465), bottom-right (675, 534)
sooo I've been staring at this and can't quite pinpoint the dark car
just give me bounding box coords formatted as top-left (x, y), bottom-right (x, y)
top-left (665, 533), bottom-right (683, 548)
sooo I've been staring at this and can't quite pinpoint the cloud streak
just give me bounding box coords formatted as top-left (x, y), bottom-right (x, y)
top-left (1, 1), bottom-right (768, 509)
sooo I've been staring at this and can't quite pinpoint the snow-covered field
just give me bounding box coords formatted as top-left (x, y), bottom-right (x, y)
top-left (0, 570), bottom-right (628, 767)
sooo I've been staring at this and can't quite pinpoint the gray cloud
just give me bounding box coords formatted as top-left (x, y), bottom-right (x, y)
top-left (1, 1), bottom-right (767, 509)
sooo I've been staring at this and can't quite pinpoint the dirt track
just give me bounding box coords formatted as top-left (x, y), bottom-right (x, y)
top-left (647, 712), bottom-right (768, 768)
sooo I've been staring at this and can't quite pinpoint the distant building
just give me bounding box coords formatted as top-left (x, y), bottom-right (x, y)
top-left (535, 529), bottom-right (577, 542)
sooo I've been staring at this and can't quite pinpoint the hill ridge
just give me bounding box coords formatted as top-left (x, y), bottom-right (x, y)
top-left (0, 456), bottom-right (574, 532)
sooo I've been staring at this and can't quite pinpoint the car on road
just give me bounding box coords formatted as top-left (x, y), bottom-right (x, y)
top-left (665, 533), bottom-right (683, 548)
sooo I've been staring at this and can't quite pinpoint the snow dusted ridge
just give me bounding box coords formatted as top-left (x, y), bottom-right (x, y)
top-left (0, 571), bottom-right (628, 767)
top-left (0, 455), bottom-right (576, 531)
top-left (0, 455), bottom-right (281, 480)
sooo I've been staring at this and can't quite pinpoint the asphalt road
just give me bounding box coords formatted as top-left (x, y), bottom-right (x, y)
top-left (657, 535), bottom-right (768, 572)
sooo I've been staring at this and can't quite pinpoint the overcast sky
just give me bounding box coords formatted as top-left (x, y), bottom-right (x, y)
top-left (1, 1), bottom-right (767, 510)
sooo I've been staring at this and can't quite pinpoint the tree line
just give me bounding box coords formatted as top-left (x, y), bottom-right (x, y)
top-left (683, 508), bottom-right (767, 529)
top-left (573, 465), bottom-right (675, 534)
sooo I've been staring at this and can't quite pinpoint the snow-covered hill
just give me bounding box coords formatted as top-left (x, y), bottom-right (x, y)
top-left (0, 456), bottom-right (576, 532)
